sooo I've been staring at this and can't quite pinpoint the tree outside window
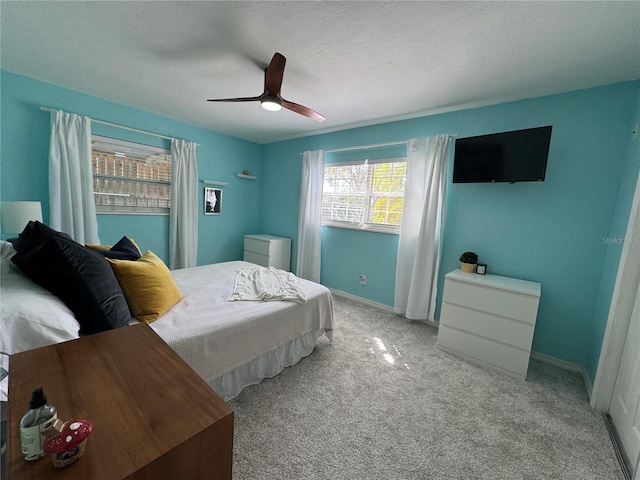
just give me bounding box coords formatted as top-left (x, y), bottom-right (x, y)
top-left (322, 159), bottom-right (406, 233)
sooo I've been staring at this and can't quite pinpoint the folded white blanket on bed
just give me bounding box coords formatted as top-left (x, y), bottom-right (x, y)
top-left (230, 267), bottom-right (307, 304)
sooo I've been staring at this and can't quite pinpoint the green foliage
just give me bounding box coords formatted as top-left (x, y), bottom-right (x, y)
top-left (459, 251), bottom-right (478, 264)
top-left (370, 162), bottom-right (406, 225)
top-left (323, 161), bottom-right (406, 226)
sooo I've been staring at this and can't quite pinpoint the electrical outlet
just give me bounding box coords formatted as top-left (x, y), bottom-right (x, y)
top-left (359, 274), bottom-right (367, 285)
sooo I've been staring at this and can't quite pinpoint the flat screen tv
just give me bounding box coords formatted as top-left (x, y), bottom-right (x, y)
top-left (452, 126), bottom-right (552, 183)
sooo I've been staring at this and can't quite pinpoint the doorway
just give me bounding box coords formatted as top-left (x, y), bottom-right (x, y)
top-left (609, 280), bottom-right (640, 477)
top-left (592, 170), bottom-right (640, 478)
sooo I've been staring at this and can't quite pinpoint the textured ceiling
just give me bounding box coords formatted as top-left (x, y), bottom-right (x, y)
top-left (1, 1), bottom-right (639, 144)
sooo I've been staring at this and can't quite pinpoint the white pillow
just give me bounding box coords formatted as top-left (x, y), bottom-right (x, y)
top-left (0, 241), bottom-right (80, 401)
top-left (1, 240), bottom-right (18, 276)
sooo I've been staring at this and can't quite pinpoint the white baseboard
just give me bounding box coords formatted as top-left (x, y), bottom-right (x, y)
top-left (530, 350), bottom-right (593, 399)
top-left (328, 289), bottom-right (438, 327)
top-left (583, 370), bottom-right (594, 400)
top-left (328, 288), bottom-right (395, 313)
top-left (529, 350), bottom-right (583, 373)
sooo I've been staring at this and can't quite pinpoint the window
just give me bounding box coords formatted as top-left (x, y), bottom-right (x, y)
top-left (322, 159), bottom-right (406, 233)
top-left (91, 136), bottom-right (171, 214)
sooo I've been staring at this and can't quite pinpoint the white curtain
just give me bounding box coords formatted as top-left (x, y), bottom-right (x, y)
top-left (394, 134), bottom-right (451, 321)
top-left (170, 139), bottom-right (199, 270)
top-left (296, 150), bottom-right (325, 283)
top-left (49, 110), bottom-right (99, 244)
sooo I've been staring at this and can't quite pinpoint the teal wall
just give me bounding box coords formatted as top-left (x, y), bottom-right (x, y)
top-left (258, 81), bottom-right (640, 366)
top-left (0, 71), bottom-right (261, 265)
top-left (584, 88), bottom-right (640, 383)
top-left (2, 68), bottom-right (638, 372)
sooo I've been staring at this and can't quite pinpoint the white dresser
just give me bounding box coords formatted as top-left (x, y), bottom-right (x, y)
top-left (243, 234), bottom-right (291, 271)
top-left (437, 269), bottom-right (541, 381)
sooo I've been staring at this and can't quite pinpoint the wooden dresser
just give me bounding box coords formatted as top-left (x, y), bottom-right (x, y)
top-left (5, 323), bottom-right (233, 479)
top-left (437, 269), bottom-right (541, 381)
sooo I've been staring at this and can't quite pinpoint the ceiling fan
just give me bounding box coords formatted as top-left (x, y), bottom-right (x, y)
top-left (207, 52), bottom-right (325, 122)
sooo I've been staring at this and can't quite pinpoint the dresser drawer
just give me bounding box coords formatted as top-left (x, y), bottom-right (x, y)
top-left (244, 250), bottom-right (270, 267)
top-left (244, 236), bottom-right (271, 256)
top-left (440, 302), bottom-right (535, 351)
top-left (442, 279), bottom-right (539, 324)
top-left (243, 235), bottom-right (291, 271)
top-left (437, 325), bottom-right (530, 378)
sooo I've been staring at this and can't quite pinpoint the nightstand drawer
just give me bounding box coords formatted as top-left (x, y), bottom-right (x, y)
top-left (244, 237), bottom-right (271, 256)
top-left (244, 250), bottom-right (269, 267)
top-left (437, 325), bottom-right (530, 378)
top-left (442, 279), bottom-right (539, 323)
top-left (440, 302), bottom-right (535, 350)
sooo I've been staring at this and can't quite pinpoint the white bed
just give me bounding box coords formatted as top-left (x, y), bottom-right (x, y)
top-left (0, 241), bottom-right (333, 402)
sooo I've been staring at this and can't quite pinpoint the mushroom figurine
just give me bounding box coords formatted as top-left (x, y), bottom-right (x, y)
top-left (43, 419), bottom-right (93, 468)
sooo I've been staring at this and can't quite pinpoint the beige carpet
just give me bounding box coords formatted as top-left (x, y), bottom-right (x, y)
top-left (229, 294), bottom-right (622, 479)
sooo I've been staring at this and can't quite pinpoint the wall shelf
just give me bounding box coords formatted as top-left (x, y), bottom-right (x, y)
top-left (201, 179), bottom-right (228, 186)
top-left (235, 173), bottom-right (257, 180)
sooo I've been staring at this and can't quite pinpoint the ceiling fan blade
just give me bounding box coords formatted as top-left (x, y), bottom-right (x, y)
top-left (207, 96), bottom-right (261, 103)
top-left (282, 99), bottom-right (325, 122)
top-left (206, 53), bottom-right (324, 122)
top-left (265, 52), bottom-right (286, 96)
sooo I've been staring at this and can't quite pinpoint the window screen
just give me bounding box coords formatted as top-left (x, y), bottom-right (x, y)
top-left (322, 159), bottom-right (406, 233)
top-left (92, 136), bottom-right (171, 214)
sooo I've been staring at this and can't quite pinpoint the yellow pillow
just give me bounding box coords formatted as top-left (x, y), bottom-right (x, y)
top-left (108, 250), bottom-right (182, 323)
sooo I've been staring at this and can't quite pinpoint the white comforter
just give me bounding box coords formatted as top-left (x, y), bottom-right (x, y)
top-left (153, 261), bottom-right (333, 386)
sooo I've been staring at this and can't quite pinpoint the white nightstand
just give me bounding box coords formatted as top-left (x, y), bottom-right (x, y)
top-left (243, 234), bottom-right (291, 271)
top-left (437, 269), bottom-right (541, 381)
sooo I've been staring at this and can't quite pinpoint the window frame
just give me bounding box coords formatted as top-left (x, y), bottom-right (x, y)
top-left (322, 157), bottom-right (407, 235)
top-left (91, 135), bottom-right (171, 215)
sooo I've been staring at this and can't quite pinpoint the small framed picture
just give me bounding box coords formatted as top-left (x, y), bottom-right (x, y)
top-left (476, 263), bottom-right (487, 275)
top-left (204, 187), bottom-right (222, 215)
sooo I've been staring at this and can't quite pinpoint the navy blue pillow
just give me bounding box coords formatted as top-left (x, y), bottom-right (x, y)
top-left (11, 227), bottom-right (132, 335)
top-left (12, 221), bottom-right (72, 253)
top-left (92, 236), bottom-right (141, 261)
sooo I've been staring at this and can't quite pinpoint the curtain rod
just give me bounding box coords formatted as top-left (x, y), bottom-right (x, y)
top-left (325, 140), bottom-right (408, 154)
top-left (40, 106), bottom-right (202, 147)
top-left (319, 134), bottom-right (458, 155)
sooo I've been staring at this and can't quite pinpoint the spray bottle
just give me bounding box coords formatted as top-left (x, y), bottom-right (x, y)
top-left (20, 387), bottom-right (57, 461)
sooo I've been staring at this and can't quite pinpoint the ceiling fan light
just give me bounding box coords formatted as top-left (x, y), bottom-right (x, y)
top-left (261, 96), bottom-right (282, 112)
